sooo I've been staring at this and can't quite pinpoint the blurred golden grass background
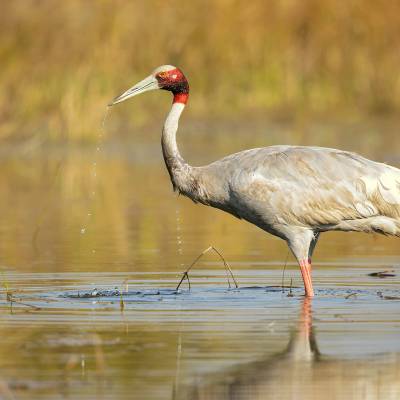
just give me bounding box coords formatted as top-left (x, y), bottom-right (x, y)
top-left (1, 0), bottom-right (400, 143)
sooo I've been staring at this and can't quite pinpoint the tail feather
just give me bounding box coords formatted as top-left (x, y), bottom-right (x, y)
top-left (369, 217), bottom-right (400, 237)
top-left (328, 216), bottom-right (400, 237)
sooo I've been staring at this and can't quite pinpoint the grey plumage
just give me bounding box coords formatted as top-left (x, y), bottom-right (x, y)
top-left (111, 65), bottom-right (400, 297)
top-left (176, 144), bottom-right (400, 284)
top-left (190, 145), bottom-right (400, 237)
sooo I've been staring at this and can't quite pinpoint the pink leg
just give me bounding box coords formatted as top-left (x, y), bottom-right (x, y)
top-left (300, 297), bottom-right (312, 338)
top-left (300, 259), bottom-right (314, 297)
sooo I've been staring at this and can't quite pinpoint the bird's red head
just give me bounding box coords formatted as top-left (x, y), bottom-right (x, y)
top-left (154, 66), bottom-right (189, 104)
top-left (109, 65), bottom-right (189, 106)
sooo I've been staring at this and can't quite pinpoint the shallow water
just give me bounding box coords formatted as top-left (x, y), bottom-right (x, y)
top-left (1, 270), bottom-right (400, 399)
top-left (0, 120), bottom-right (400, 399)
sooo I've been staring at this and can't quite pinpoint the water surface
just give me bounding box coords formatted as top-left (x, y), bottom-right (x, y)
top-left (0, 119), bottom-right (399, 399)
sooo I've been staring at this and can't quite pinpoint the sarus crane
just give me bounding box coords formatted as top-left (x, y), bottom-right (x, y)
top-left (109, 65), bottom-right (400, 297)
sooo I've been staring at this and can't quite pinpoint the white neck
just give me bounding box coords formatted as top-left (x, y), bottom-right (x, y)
top-left (161, 102), bottom-right (194, 193)
top-left (162, 102), bottom-right (185, 162)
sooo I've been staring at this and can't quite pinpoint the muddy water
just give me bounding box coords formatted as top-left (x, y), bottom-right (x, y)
top-left (0, 120), bottom-right (400, 399)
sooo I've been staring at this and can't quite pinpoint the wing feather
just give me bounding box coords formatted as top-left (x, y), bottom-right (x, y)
top-left (222, 146), bottom-right (400, 229)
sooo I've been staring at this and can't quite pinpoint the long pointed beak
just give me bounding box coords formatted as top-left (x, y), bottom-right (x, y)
top-left (108, 75), bottom-right (159, 106)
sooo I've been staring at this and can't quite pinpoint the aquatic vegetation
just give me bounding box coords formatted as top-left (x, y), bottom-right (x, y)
top-left (175, 246), bottom-right (238, 291)
top-left (1, 1), bottom-right (400, 143)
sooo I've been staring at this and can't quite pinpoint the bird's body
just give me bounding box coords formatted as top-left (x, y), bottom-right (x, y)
top-left (191, 145), bottom-right (400, 237)
top-left (110, 65), bottom-right (400, 297)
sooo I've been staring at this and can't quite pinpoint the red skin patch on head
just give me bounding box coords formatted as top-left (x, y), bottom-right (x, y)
top-left (156, 68), bottom-right (189, 104)
top-left (173, 92), bottom-right (189, 104)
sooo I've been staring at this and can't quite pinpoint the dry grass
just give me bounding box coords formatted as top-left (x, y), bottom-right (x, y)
top-left (1, 0), bottom-right (400, 143)
top-left (176, 246), bottom-right (238, 290)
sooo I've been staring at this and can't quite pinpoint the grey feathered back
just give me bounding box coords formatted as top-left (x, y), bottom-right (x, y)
top-left (190, 146), bottom-right (400, 238)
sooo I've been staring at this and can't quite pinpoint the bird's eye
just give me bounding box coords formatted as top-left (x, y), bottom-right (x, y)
top-left (158, 72), bottom-right (168, 78)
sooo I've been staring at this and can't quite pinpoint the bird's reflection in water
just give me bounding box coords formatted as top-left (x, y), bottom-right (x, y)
top-left (183, 299), bottom-right (400, 400)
